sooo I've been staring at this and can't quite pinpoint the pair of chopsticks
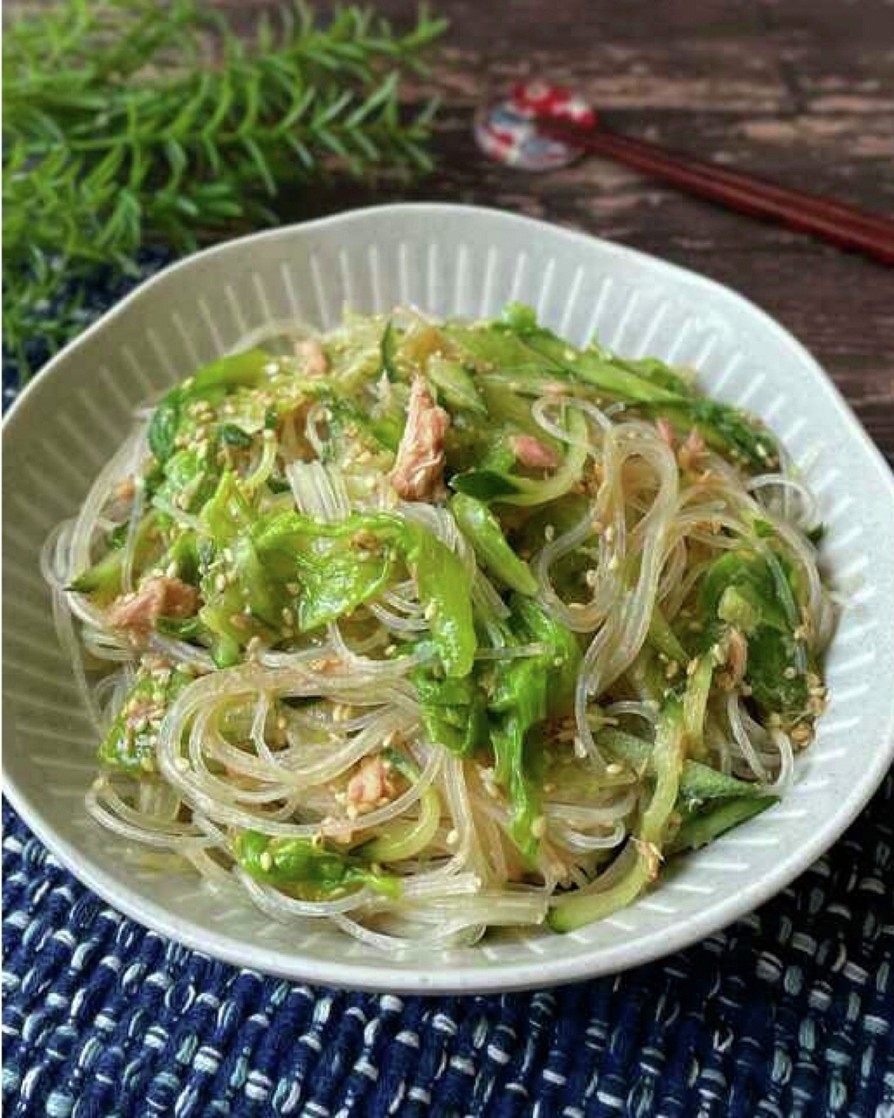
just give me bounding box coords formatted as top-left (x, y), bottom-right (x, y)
top-left (537, 118), bottom-right (894, 266)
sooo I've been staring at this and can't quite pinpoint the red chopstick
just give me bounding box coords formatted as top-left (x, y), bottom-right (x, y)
top-left (538, 119), bottom-right (894, 266)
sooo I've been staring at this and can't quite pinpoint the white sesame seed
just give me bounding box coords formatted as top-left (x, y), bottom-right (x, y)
top-left (259, 851), bottom-right (273, 872)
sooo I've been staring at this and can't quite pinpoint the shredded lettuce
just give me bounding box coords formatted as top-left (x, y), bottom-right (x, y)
top-left (64, 304), bottom-right (828, 943)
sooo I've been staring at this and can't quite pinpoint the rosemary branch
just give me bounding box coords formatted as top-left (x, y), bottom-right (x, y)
top-left (3, 0), bottom-right (446, 376)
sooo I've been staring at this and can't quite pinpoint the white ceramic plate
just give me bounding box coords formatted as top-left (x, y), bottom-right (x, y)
top-left (5, 204), bottom-right (894, 994)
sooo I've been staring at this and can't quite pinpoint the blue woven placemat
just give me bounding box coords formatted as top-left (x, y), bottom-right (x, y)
top-left (4, 262), bottom-right (894, 1118)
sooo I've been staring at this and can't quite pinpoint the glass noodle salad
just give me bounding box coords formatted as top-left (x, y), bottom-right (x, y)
top-left (44, 303), bottom-right (834, 949)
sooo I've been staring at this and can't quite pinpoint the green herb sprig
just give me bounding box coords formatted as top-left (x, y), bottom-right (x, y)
top-left (3, 0), bottom-right (446, 375)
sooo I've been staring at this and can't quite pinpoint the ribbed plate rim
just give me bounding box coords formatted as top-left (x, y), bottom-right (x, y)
top-left (4, 203), bottom-right (894, 994)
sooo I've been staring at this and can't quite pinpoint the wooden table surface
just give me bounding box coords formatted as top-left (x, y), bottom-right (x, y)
top-left (233, 0), bottom-right (894, 461)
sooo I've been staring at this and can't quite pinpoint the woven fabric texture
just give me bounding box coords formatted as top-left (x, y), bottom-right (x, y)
top-left (3, 262), bottom-right (894, 1118)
